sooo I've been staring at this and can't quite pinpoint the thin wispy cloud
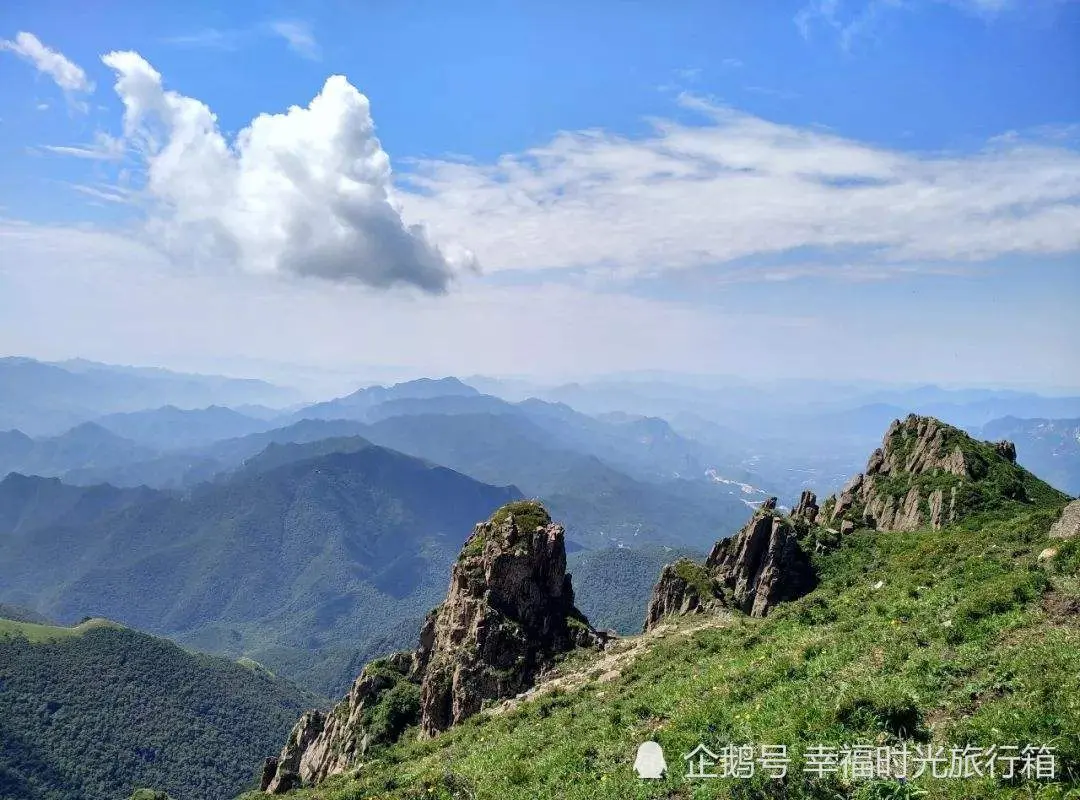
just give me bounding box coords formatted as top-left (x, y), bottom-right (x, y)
top-left (162, 28), bottom-right (243, 50)
top-left (1, 31), bottom-right (93, 93)
top-left (268, 21), bottom-right (320, 61)
top-left (38, 133), bottom-right (125, 161)
top-left (744, 85), bottom-right (800, 100)
top-left (398, 93), bottom-right (1080, 278)
top-left (69, 183), bottom-right (133, 204)
top-left (795, 0), bottom-right (1076, 49)
top-left (162, 20), bottom-right (320, 60)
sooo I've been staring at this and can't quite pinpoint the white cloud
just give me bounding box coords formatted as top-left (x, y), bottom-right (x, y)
top-left (1, 31), bottom-right (93, 93)
top-left (2, 222), bottom-right (1076, 388)
top-left (268, 21), bottom-right (320, 60)
top-left (398, 94), bottom-right (1080, 276)
top-left (162, 29), bottom-right (241, 50)
top-left (99, 50), bottom-right (471, 292)
top-left (39, 132), bottom-right (125, 160)
top-left (795, 0), bottom-right (1076, 47)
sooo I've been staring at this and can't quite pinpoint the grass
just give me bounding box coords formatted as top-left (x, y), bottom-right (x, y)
top-left (672, 557), bottom-right (717, 600)
top-left (489, 500), bottom-right (553, 534)
top-left (460, 502), bottom-right (555, 560)
top-left (0, 616), bottom-right (121, 642)
top-left (239, 492), bottom-right (1080, 800)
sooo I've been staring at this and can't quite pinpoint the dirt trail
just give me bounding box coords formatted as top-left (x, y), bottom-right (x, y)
top-left (484, 612), bottom-right (733, 717)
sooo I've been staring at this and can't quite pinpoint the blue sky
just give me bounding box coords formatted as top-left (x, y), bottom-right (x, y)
top-left (1, 0), bottom-right (1078, 391)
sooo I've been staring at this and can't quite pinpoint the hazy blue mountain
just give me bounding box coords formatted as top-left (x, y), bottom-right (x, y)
top-left (294, 377), bottom-right (479, 422)
top-left (0, 357), bottom-right (299, 436)
top-left (0, 443), bottom-right (520, 695)
top-left (94, 405), bottom-right (275, 449)
top-left (0, 604), bottom-right (53, 624)
top-left (0, 423), bottom-right (156, 483)
top-left (294, 381), bottom-right (735, 485)
top-left (974, 416), bottom-right (1080, 496)
top-left (357, 412), bottom-right (748, 551)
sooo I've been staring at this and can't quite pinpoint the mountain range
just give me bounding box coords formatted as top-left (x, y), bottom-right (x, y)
top-left (0, 440), bottom-right (519, 695)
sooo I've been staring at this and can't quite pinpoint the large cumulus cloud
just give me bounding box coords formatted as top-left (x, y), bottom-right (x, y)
top-left (102, 50), bottom-right (471, 292)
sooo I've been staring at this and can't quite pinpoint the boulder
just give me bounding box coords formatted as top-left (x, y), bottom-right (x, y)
top-left (1050, 499), bottom-right (1080, 540)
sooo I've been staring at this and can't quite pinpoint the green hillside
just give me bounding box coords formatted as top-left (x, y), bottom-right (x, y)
top-left (0, 623), bottom-right (320, 800)
top-left (0, 444), bottom-right (520, 696)
top-left (242, 454), bottom-right (1079, 798)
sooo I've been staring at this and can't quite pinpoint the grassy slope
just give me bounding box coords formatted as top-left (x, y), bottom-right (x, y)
top-left (243, 497), bottom-right (1080, 800)
top-left (0, 616), bottom-right (120, 642)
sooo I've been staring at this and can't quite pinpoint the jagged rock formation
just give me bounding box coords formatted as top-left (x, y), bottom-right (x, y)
top-left (819, 414), bottom-right (1027, 533)
top-left (706, 498), bottom-right (817, 617)
top-left (644, 497), bottom-right (817, 630)
top-left (264, 501), bottom-right (603, 793)
top-left (261, 653), bottom-right (416, 792)
top-left (643, 558), bottom-right (724, 630)
top-left (1050, 499), bottom-right (1080, 540)
top-left (792, 490), bottom-right (819, 527)
top-left (414, 501), bottom-right (604, 736)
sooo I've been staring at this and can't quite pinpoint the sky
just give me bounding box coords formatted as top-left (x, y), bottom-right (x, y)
top-left (1, 0), bottom-right (1078, 391)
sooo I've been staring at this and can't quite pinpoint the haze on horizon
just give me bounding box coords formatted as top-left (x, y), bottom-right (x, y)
top-left (1, 1), bottom-right (1077, 393)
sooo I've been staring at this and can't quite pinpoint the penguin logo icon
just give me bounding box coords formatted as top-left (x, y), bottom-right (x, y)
top-left (633, 740), bottom-right (667, 779)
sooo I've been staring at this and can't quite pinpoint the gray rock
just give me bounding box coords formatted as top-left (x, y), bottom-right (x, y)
top-left (1050, 499), bottom-right (1080, 540)
top-left (264, 501), bottom-right (603, 793)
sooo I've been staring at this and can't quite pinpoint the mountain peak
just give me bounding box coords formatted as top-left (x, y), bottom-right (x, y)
top-left (262, 501), bottom-right (604, 793)
top-left (414, 500), bottom-right (602, 736)
top-left (819, 413), bottom-right (1064, 533)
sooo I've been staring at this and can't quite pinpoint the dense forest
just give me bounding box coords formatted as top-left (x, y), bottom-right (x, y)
top-left (0, 623), bottom-right (320, 800)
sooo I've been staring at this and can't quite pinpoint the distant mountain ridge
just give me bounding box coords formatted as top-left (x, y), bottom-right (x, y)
top-left (0, 357), bottom-right (299, 436)
top-left (974, 416), bottom-right (1080, 496)
top-left (0, 441), bottom-right (520, 695)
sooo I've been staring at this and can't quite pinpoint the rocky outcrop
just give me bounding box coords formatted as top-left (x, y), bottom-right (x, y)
top-left (1050, 499), bottom-right (1080, 540)
top-left (414, 501), bottom-right (603, 736)
top-left (792, 490), bottom-right (819, 527)
top-left (261, 653), bottom-right (416, 792)
top-left (264, 501), bottom-right (603, 793)
top-left (643, 559), bottom-right (723, 630)
top-left (644, 497), bottom-right (816, 629)
top-left (706, 498), bottom-right (817, 617)
top-left (820, 415), bottom-right (1027, 533)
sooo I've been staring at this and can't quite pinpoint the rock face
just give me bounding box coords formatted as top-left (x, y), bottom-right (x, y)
top-left (706, 498), bottom-right (817, 617)
top-left (261, 653), bottom-right (417, 792)
top-left (644, 497), bottom-right (816, 630)
top-left (792, 490), bottom-right (819, 526)
top-left (1050, 499), bottom-right (1080, 540)
top-left (264, 501), bottom-right (602, 793)
top-left (414, 501), bottom-right (603, 736)
top-left (819, 414), bottom-right (1026, 533)
top-left (643, 559), bottom-right (723, 630)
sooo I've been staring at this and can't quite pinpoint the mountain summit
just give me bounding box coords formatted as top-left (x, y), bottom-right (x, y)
top-left (261, 501), bottom-right (604, 793)
top-left (819, 413), bottom-right (1055, 533)
top-left (644, 414), bottom-right (1070, 632)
